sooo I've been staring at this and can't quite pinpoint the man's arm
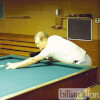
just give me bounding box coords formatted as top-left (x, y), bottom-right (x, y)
top-left (6, 55), bottom-right (44, 70)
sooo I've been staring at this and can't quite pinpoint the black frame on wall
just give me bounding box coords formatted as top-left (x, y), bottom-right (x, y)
top-left (67, 18), bottom-right (92, 41)
top-left (0, 0), bottom-right (4, 18)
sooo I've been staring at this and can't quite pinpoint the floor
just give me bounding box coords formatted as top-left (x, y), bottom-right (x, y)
top-left (75, 84), bottom-right (100, 100)
top-left (89, 84), bottom-right (100, 100)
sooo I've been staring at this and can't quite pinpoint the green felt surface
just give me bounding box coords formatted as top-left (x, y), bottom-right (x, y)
top-left (0, 55), bottom-right (90, 97)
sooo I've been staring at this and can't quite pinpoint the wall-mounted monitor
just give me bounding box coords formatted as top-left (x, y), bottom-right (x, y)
top-left (67, 18), bottom-right (92, 41)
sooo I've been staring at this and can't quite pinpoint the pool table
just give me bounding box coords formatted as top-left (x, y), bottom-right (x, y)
top-left (0, 55), bottom-right (97, 100)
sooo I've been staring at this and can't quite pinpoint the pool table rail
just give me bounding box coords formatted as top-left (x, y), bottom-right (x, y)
top-left (0, 66), bottom-right (97, 100)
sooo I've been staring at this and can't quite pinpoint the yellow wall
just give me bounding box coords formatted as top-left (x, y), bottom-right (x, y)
top-left (0, 0), bottom-right (99, 37)
top-left (0, 0), bottom-right (99, 66)
top-left (98, 0), bottom-right (100, 66)
top-left (98, 0), bottom-right (100, 82)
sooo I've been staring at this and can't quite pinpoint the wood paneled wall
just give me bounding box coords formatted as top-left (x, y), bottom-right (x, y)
top-left (98, 24), bottom-right (100, 83)
top-left (0, 0), bottom-right (99, 67)
top-left (98, 0), bottom-right (100, 82)
top-left (97, 0), bottom-right (100, 83)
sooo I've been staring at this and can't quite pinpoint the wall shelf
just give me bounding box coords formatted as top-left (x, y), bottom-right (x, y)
top-left (51, 15), bottom-right (92, 29)
top-left (61, 16), bottom-right (92, 19)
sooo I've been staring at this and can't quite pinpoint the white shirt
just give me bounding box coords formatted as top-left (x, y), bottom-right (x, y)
top-left (38, 35), bottom-right (86, 63)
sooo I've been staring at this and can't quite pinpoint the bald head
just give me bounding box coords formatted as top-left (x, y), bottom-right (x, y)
top-left (34, 32), bottom-right (49, 43)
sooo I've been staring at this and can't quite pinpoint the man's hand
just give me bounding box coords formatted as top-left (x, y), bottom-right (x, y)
top-left (6, 55), bottom-right (44, 70)
top-left (6, 63), bottom-right (18, 70)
